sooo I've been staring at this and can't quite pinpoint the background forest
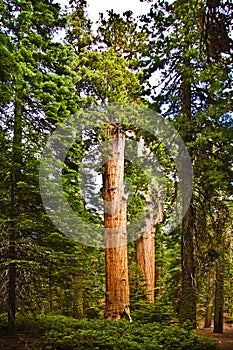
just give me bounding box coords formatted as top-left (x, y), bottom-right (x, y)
top-left (0, 0), bottom-right (232, 349)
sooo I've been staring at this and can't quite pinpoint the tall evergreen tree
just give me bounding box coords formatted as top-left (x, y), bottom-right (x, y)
top-left (0, 0), bottom-right (83, 333)
top-left (141, 0), bottom-right (233, 328)
top-left (67, 6), bottom-right (148, 318)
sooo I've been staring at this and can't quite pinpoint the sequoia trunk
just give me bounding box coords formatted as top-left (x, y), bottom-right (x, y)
top-left (136, 219), bottom-right (155, 303)
top-left (135, 138), bottom-right (163, 303)
top-left (103, 126), bottom-right (130, 320)
top-left (136, 186), bottom-right (163, 303)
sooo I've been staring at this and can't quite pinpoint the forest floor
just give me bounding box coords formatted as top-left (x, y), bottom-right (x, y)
top-left (1, 325), bottom-right (233, 350)
top-left (0, 333), bottom-right (46, 350)
top-left (196, 324), bottom-right (233, 350)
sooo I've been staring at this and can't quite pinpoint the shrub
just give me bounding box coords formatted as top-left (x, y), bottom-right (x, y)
top-left (0, 313), bottom-right (7, 331)
top-left (36, 315), bottom-right (219, 350)
top-left (131, 301), bottom-right (174, 324)
top-left (0, 313), bottom-right (220, 350)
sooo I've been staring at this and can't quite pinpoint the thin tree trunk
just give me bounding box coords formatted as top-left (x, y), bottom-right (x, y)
top-left (73, 276), bottom-right (83, 319)
top-left (48, 279), bottom-right (53, 313)
top-left (179, 56), bottom-right (197, 329)
top-left (204, 272), bottom-right (214, 328)
top-left (8, 90), bottom-right (23, 335)
top-left (103, 126), bottom-right (130, 320)
top-left (179, 204), bottom-right (197, 329)
top-left (214, 258), bottom-right (224, 333)
top-left (154, 186), bottom-right (163, 298)
top-left (8, 252), bottom-right (17, 334)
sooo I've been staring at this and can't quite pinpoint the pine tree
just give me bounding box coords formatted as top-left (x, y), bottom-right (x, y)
top-left (141, 0), bottom-right (233, 328)
top-left (0, 0), bottom-right (82, 333)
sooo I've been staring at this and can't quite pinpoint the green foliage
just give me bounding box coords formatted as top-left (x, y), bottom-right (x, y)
top-left (0, 312), bottom-right (219, 349)
top-left (139, 0), bottom-right (232, 325)
top-left (0, 313), bottom-right (7, 330)
top-left (0, 312), bottom-right (41, 333)
top-left (131, 301), bottom-right (173, 324)
top-left (0, 0), bottom-right (232, 339)
top-left (73, 48), bottom-right (143, 103)
top-left (15, 313), bottom-right (42, 333)
top-left (15, 314), bottom-right (219, 350)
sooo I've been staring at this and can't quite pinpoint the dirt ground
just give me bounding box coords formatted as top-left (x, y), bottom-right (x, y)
top-left (1, 325), bottom-right (233, 350)
top-left (0, 334), bottom-right (45, 350)
top-left (196, 324), bottom-right (233, 350)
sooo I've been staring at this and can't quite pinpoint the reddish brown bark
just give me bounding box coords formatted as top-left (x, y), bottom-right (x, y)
top-left (135, 135), bottom-right (164, 304)
top-left (136, 229), bottom-right (155, 303)
top-left (136, 188), bottom-right (163, 303)
top-left (103, 126), bottom-right (130, 320)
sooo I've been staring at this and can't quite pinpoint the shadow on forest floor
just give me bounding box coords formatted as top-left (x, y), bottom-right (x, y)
top-left (1, 322), bottom-right (232, 350)
top-left (196, 324), bottom-right (233, 350)
top-left (0, 333), bottom-right (45, 350)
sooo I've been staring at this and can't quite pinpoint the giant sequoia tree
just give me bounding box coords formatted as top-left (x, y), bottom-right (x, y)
top-left (0, 0), bottom-right (232, 333)
top-left (141, 0), bottom-right (233, 328)
top-left (103, 125), bottom-right (130, 319)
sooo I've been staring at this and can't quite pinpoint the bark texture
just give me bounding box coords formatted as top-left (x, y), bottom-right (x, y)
top-left (214, 258), bottom-right (224, 333)
top-left (179, 204), bottom-right (197, 329)
top-left (73, 276), bottom-right (83, 319)
top-left (204, 272), bottom-right (214, 328)
top-left (136, 221), bottom-right (155, 303)
top-left (8, 89), bottom-right (23, 335)
top-left (179, 56), bottom-right (197, 329)
top-left (136, 186), bottom-right (163, 303)
top-left (136, 139), bottom-right (163, 303)
top-left (103, 126), bottom-right (130, 320)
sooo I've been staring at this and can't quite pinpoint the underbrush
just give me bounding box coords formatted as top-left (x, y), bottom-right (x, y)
top-left (0, 312), bottom-right (219, 350)
top-left (131, 301), bottom-right (174, 324)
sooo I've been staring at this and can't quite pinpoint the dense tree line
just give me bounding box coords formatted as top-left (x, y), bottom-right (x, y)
top-left (0, 0), bottom-right (232, 340)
